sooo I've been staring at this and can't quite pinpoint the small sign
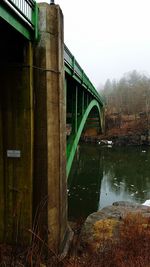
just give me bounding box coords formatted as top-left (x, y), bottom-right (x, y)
top-left (7, 150), bottom-right (21, 158)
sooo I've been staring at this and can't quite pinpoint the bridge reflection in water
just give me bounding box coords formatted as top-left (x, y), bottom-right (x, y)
top-left (68, 143), bottom-right (103, 220)
top-left (68, 144), bottom-right (150, 220)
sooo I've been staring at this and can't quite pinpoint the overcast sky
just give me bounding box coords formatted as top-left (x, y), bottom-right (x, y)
top-left (36, 0), bottom-right (150, 88)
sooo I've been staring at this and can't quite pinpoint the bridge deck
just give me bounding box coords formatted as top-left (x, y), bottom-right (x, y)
top-left (64, 45), bottom-right (103, 106)
top-left (0, 0), bottom-right (38, 40)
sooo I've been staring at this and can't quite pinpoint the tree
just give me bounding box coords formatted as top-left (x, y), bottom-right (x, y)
top-left (101, 70), bottom-right (150, 135)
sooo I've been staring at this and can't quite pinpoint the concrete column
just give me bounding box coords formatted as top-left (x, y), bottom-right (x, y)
top-left (34, 3), bottom-right (72, 253)
top-left (0, 97), bottom-right (4, 241)
top-left (0, 39), bottom-right (33, 244)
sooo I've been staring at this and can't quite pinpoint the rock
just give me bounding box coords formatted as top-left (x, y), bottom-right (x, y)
top-left (142, 199), bottom-right (150, 206)
top-left (80, 201), bottom-right (150, 252)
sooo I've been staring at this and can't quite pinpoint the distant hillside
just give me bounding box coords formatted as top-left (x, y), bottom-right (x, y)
top-left (100, 70), bottom-right (150, 144)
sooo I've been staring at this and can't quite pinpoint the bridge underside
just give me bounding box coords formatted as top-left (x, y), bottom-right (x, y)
top-left (64, 46), bottom-right (104, 177)
top-left (0, 18), bottom-right (28, 63)
top-left (66, 73), bottom-right (103, 177)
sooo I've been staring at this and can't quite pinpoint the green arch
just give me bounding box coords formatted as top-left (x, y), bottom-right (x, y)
top-left (67, 99), bottom-right (102, 177)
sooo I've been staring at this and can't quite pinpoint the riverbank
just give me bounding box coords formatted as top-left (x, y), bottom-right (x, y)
top-left (1, 202), bottom-right (150, 266)
top-left (67, 143), bottom-right (150, 266)
top-left (81, 133), bottom-right (150, 146)
top-left (64, 201), bottom-right (150, 267)
top-left (82, 111), bottom-right (150, 146)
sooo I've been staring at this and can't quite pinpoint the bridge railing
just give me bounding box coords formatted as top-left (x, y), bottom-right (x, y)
top-left (64, 44), bottom-right (104, 106)
top-left (1, 0), bottom-right (38, 39)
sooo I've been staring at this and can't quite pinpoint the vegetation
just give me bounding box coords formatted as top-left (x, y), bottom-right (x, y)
top-left (100, 70), bottom-right (150, 137)
top-left (64, 213), bottom-right (150, 267)
top-left (1, 211), bottom-right (150, 266)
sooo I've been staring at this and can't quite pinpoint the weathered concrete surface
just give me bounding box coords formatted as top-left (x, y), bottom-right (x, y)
top-left (0, 22), bottom-right (33, 244)
top-left (81, 201), bottom-right (150, 252)
top-left (34, 3), bottom-right (71, 253)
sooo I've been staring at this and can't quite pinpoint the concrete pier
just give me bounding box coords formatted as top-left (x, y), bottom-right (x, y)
top-left (0, 22), bottom-right (33, 244)
top-left (0, 3), bottom-right (71, 253)
top-left (34, 3), bottom-right (71, 253)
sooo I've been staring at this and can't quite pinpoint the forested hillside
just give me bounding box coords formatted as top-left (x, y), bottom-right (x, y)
top-left (100, 70), bottom-right (150, 144)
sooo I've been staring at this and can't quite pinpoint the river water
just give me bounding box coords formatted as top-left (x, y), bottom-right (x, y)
top-left (68, 143), bottom-right (150, 220)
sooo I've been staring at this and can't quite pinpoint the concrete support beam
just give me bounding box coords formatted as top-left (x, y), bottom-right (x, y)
top-left (34, 3), bottom-right (71, 253)
top-left (0, 40), bottom-right (33, 244)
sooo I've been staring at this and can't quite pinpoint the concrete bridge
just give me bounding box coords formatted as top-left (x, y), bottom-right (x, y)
top-left (0, 0), bottom-right (104, 254)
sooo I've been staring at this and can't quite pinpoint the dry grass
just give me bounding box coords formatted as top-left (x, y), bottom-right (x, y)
top-left (1, 213), bottom-right (150, 266)
top-left (63, 213), bottom-right (150, 267)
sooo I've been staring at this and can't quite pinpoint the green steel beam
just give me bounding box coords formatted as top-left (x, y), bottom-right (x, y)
top-left (77, 89), bottom-right (84, 117)
top-left (0, 1), bottom-right (38, 41)
top-left (86, 94), bottom-right (89, 108)
top-left (65, 65), bottom-right (83, 86)
top-left (32, 3), bottom-right (39, 41)
top-left (75, 86), bottom-right (78, 133)
top-left (64, 45), bottom-right (104, 107)
top-left (84, 124), bottom-right (100, 128)
top-left (0, 4), bottom-right (31, 40)
top-left (67, 99), bottom-right (101, 178)
top-left (71, 85), bottom-right (78, 133)
top-left (82, 91), bottom-right (84, 116)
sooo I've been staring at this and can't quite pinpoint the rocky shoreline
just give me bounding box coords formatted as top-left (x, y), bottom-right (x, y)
top-left (80, 201), bottom-right (150, 251)
top-left (65, 201), bottom-right (150, 266)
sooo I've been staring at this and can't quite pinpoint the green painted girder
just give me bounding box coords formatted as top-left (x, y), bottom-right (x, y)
top-left (67, 99), bottom-right (101, 177)
top-left (0, 0), bottom-right (38, 40)
top-left (64, 45), bottom-right (104, 107)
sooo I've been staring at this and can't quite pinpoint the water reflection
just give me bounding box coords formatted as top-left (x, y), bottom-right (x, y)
top-left (68, 143), bottom-right (150, 220)
top-left (68, 144), bottom-right (103, 220)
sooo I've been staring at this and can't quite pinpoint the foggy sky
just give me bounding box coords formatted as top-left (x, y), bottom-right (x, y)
top-left (36, 0), bottom-right (150, 88)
